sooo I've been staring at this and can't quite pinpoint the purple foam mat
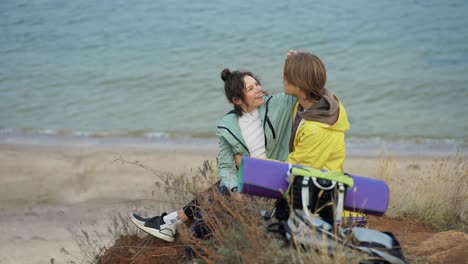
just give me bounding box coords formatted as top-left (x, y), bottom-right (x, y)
top-left (344, 175), bottom-right (389, 216)
top-left (239, 157), bottom-right (389, 216)
top-left (239, 157), bottom-right (291, 199)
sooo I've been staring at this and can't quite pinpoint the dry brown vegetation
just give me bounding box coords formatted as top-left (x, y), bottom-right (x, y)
top-left (66, 154), bottom-right (468, 263)
top-left (381, 153), bottom-right (468, 231)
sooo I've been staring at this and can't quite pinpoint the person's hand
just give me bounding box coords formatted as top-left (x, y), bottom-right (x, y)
top-left (286, 50), bottom-right (297, 59)
top-left (234, 153), bottom-right (242, 168)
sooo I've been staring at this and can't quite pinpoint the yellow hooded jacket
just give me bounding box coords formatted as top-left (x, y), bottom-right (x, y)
top-left (286, 93), bottom-right (362, 221)
top-left (287, 95), bottom-right (350, 172)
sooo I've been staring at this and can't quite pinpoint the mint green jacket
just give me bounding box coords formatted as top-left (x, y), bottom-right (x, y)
top-left (216, 93), bottom-right (296, 188)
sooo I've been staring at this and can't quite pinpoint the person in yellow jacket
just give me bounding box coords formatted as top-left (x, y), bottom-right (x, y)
top-left (283, 51), bottom-right (365, 224)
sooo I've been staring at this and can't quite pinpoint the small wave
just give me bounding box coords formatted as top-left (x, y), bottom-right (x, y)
top-left (346, 136), bottom-right (466, 156)
top-left (38, 129), bottom-right (58, 135)
top-left (72, 131), bottom-right (90, 137)
top-left (144, 132), bottom-right (170, 139)
top-left (0, 128), bottom-right (15, 134)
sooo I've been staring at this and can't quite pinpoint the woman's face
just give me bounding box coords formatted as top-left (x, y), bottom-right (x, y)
top-left (239, 75), bottom-right (264, 112)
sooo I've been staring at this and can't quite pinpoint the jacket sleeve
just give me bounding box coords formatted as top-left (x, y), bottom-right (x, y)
top-left (217, 134), bottom-right (238, 189)
top-left (286, 125), bottom-right (330, 169)
top-left (274, 93), bottom-right (297, 111)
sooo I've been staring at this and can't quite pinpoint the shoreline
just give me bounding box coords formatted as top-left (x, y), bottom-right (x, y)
top-left (0, 132), bottom-right (465, 158)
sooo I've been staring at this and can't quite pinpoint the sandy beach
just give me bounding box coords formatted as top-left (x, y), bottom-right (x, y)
top-left (0, 144), bottom-right (217, 264)
top-left (0, 143), bottom-right (465, 263)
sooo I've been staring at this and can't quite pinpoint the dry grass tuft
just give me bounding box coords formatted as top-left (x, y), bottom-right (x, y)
top-left (63, 159), bottom-right (218, 263)
top-left (377, 153), bottom-right (468, 231)
top-left (177, 191), bottom-right (367, 264)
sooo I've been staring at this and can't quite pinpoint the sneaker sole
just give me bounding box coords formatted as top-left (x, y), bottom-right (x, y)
top-left (131, 216), bottom-right (175, 242)
top-left (131, 214), bottom-right (146, 226)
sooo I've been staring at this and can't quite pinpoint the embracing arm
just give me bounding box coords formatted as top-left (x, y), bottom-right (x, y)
top-left (273, 92), bottom-right (297, 111)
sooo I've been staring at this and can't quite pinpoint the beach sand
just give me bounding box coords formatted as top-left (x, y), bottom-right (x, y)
top-left (0, 144), bottom-right (216, 264)
top-left (0, 144), bottom-right (464, 263)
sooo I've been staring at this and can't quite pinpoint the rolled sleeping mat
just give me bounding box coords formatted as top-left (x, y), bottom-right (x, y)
top-left (343, 174), bottom-right (389, 216)
top-left (237, 156), bottom-right (295, 199)
top-left (237, 157), bottom-right (389, 216)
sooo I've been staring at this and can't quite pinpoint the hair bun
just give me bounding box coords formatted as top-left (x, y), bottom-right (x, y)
top-left (221, 68), bottom-right (231, 82)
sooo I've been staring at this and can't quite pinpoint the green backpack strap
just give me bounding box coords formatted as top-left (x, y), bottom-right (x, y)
top-left (291, 167), bottom-right (354, 187)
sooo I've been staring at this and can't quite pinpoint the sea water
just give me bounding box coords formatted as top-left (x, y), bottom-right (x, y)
top-left (1, 0), bottom-right (467, 154)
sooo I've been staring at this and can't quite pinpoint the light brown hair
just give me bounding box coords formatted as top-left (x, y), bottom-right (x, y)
top-left (283, 52), bottom-right (327, 100)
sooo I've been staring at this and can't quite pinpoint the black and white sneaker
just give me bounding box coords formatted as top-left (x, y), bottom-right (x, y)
top-left (131, 213), bottom-right (176, 242)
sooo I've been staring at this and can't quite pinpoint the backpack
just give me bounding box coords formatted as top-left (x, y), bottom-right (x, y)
top-left (290, 173), bottom-right (343, 226)
top-left (283, 210), bottom-right (408, 264)
top-left (237, 157), bottom-right (407, 263)
top-left (267, 168), bottom-right (407, 264)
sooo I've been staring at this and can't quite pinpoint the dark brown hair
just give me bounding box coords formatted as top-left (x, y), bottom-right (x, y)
top-left (221, 68), bottom-right (260, 116)
top-left (283, 52), bottom-right (327, 101)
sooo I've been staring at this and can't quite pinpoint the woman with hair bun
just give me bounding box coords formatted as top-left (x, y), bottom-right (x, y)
top-left (131, 68), bottom-right (296, 242)
top-left (217, 68), bottom-right (296, 191)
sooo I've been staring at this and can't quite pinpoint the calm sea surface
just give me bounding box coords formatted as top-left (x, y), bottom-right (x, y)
top-left (1, 0), bottom-right (467, 153)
